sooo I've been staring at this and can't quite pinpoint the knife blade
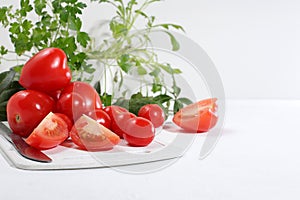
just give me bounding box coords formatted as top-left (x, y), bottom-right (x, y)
top-left (0, 121), bottom-right (52, 163)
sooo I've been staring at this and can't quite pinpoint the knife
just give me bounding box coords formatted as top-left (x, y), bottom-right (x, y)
top-left (0, 121), bottom-right (52, 163)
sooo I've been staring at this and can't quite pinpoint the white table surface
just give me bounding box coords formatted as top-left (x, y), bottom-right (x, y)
top-left (0, 99), bottom-right (299, 200)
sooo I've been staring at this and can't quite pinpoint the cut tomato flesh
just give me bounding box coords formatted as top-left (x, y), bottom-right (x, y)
top-left (70, 115), bottom-right (120, 151)
top-left (25, 112), bottom-right (69, 150)
top-left (172, 98), bottom-right (218, 133)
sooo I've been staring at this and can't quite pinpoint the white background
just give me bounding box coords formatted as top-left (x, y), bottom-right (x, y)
top-left (1, 1), bottom-right (300, 200)
top-left (148, 0), bottom-right (300, 99)
top-left (1, 0), bottom-right (300, 99)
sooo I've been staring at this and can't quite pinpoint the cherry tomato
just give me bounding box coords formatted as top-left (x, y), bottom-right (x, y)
top-left (138, 104), bottom-right (165, 128)
top-left (7, 90), bottom-right (55, 137)
top-left (103, 105), bottom-right (129, 117)
top-left (87, 109), bottom-right (111, 129)
top-left (172, 98), bottom-right (218, 133)
top-left (56, 81), bottom-right (102, 122)
top-left (25, 112), bottom-right (69, 150)
top-left (103, 105), bottom-right (135, 138)
top-left (123, 117), bottom-right (155, 147)
top-left (70, 115), bottom-right (120, 151)
top-left (19, 48), bottom-right (71, 93)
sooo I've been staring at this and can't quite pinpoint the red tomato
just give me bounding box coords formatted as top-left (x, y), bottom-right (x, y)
top-left (19, 48), bottom-right (71, 93)
top-left (56, 81), bottom-right (102, 122)
top-left (70, 115), bottom-right (120, 151)
top-left (103, 105), bottom-right (135, 138)
top-left (172, 98), bottom-right (218, 133)
top-left (48, 89), bottom-right (62, 101)
top-left (25, 112), bottom-right (69, 150)
top-left (138, 104), bottom-right (165, 128)
top-left (123, 117), bottom-right (155, 147)
top-left (54, 113), bottom-right (73, 132)
top-left (7, 90), bottom-right (55, 137)
top-left (103, 105), bottom-right (129, 117)
top-left (87, 109), bottom-right (111, 129)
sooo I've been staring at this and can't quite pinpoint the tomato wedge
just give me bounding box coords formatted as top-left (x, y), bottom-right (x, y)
top-left (70, 115), bottom-right (120, 151)
top-left (172, 98), bottom-right (218, 133)
top-left (25, 112), bottom-right (69, 150)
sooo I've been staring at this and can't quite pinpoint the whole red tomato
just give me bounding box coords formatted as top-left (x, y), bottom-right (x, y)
top-left (172, 98), bottom-right (218, 133)
top-left (103, 105), bottom-right (135, 138)
top-left (7, 90), bottom-right (55, 137)
top-left (56, 81), bottom-right (102, 122)
top-left (19, 48), bottom-right (71, 93)
top-left (123, 117), bottom-right (155, 147)
top-left (138, 104), bottom-right (165, 128)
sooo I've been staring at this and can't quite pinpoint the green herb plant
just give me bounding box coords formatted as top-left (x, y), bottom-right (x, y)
top-left (88, 0), bottom-right (192, 115)
top-left (0, 0), bottom-right (193, 119)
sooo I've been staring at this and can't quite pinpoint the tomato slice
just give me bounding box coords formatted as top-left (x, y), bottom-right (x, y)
top-left (25, 112), bottom-right (69, 150)
top-left (70, 115), bottom-right (120, 151)
top-left (172, 98), bottom-right (218, 133)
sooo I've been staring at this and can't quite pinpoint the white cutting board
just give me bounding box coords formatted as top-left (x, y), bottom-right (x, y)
top-left (0, 122), bottom-right (195, 171)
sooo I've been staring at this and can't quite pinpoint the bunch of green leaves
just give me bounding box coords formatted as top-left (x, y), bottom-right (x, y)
top-left (88, 0), bottom-right (192, 113)
top-left (0, 0), bottom-right (93, 79)
top-left (0, 0), bottom-right (193, 117)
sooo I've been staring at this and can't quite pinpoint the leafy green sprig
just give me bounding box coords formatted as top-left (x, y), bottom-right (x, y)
top-left (0, 0), bottom-right (193, 116)
top-left (88, 0), bottom-right (191, 113)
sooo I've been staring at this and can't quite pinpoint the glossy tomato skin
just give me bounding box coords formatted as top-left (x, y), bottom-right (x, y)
top-left (7, 90), bottom-right (55, 137)
top-left (103, 105), bottom-right (135, 138)
top-left (19, 48), bottom-right (71, 93)
top-left (123, 117), bottom-right (155, 147)
top-left (138, 104), bottom-right (165, 128)
top-left (103, 105), bottom-right (128, 116)
top-left (70, 115), bottom-right (120, 151)
top-left (172, 98), bottom-right (218, 133)
top-left (25, 112), bottom-right (69, 150)
top-left (56, 81), bottom-right (102, 122)
top-left (87, 109), bottom-right (111, 129)
top-left (54, 113), bottom-right (73, 132)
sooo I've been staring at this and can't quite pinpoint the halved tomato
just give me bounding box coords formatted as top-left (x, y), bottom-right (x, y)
top-left (25, 112), bottom-right (69, 150)
top-left (172, 98), bottom-right (218, 133)
top-left (70, 115), bottom-right (120, 151)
